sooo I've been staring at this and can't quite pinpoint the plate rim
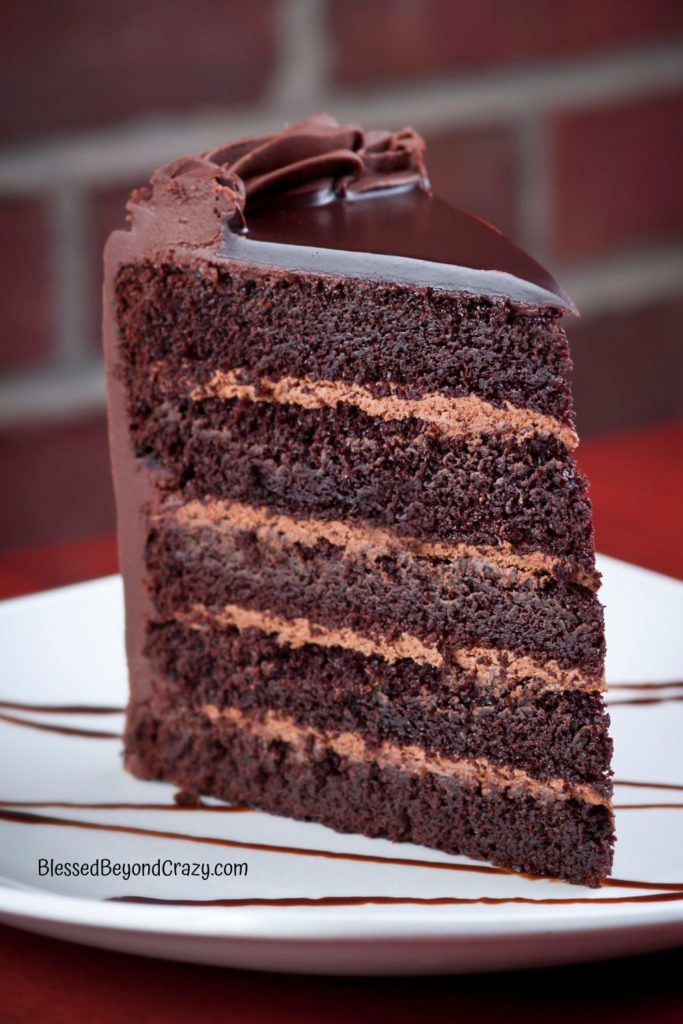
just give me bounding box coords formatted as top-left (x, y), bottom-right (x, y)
top-left (0, 884), bottom-right (682, 942)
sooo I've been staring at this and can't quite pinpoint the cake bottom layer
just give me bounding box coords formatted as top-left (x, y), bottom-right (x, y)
top-left (125, 699), bottom-right (614, 886)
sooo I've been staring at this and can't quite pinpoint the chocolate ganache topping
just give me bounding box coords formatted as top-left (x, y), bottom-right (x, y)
top-left (137, 113), bottom-right (429, 233)
top-left (124, 113), bottom-right (575, 314)
top-left (204, 113), bottom-right (430, 214)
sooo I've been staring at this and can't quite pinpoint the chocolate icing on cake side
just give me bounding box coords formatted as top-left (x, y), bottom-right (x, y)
top-left (113, 114), bottom-right (575, 314)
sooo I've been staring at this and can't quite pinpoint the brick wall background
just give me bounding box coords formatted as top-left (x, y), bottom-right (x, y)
top-left (1, 0), bottom-right (682, 552)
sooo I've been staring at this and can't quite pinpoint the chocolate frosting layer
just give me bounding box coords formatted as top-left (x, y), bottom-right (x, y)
top-left (140, 113), bottom-right (428, 236)
top-left (120, 114), bottom-right (575, 313)
top-left (203, 113), bottom-right (429, 209)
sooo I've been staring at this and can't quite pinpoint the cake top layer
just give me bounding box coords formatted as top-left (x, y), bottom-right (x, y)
top-left (119, 114), bottom-right (575, 314)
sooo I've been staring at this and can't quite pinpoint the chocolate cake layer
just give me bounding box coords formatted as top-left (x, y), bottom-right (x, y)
top-left (170, 498), bottom-right (597, 586)
top-left (187, 368), bottom-right (577, 448)
top-left (145, 504), bottom-right (605, 676)
top-left (115, 261), bottom-right (576, 424)
top-left (143, 617), bottom-right (613, 788)
top-left (125, 697), bottom-right (614, 886)
top-left (131, 397), bottom-right (595, 568)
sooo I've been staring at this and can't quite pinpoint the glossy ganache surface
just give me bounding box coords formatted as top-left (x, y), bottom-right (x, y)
top-left (233, 188), bottom-right (575, 312)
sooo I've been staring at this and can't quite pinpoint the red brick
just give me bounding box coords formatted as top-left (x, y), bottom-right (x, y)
top-left (0, 414), bottom-right (115, 551)
top-left (1, 0), bottom-right (277, 141)
top-left (330, 0), bottom-right (683, 85)
top-left (550, 92), bottom-right (683, 260)
top-left (425, 124), bottom-right (519, 240)
top-left (568, 296), bottom-right (683, 436)
top-left (0, 200), bottom-right (53, 373)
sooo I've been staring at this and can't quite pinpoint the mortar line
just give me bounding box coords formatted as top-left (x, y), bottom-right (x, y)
top-left (516, 112), bottom-right (553, 264)
top-left (50, 185), bottom-right (92, 368)
top-left (268, 0), bottom-right (333, 110)
top-left (1, 43), bottom-right (681, 193)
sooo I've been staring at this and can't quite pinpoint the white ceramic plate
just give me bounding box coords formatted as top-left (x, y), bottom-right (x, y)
top-left (0, 555), bottom-right (682, 975)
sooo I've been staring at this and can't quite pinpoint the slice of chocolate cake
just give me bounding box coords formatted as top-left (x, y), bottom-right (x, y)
top-left (103, 114), bottom-right (614, 886)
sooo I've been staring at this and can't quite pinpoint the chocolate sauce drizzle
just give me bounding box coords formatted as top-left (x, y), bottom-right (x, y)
top-left (0, 805), bottom-right (681, 900)
top-left (615, 779), bottom-right (683, 792)
top-left (607, 679), bottom-right (683, 707)
top-left (608, 694), bottom-right (683, 707)
top-left (0, 806), bottom-right (521, 877)
top-left (0, 711), bottom-right (120, 740)
top-left (609, 681), bottom-right (683, 691)
top-left (613, 803), bottom-right (683, 810)
top-left (1, 685), bottom-right (682, 908)
top-left (108, 892), bottom-right (683, 908)
top-left (0, 800), bottom-right (250, 813)
top-left (0, 701), bottom-right (124, 714)
top-left (0, 700), bottom-right (123, 739)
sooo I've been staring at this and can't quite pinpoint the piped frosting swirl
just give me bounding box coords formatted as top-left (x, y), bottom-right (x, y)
top-left (137, 114), bottom-right (430, 233)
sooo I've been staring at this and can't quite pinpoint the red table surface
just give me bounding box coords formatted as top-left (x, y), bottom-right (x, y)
top-left (0, 420), bottom-right (682, 1022)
